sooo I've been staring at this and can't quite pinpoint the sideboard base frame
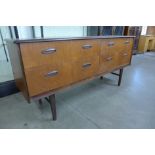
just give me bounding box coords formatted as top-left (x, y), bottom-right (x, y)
top-left (38, 68), bottom-right (124, 120)
top-left (39, 95), bottom-right (57, 120)
top-left (111, 68), bottom-right (124, 86)
top-left (6, 36), bottom-right (134, 121)
top-left (100, 68), bottom-right (124, 86)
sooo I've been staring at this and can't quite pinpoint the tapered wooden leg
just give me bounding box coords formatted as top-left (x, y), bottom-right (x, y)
top-left (49, 94), bottom-right (57, 121)
top-left (38, 99), bottom-right (43, 105)
top-left (100, 76), bottom-right (103, 79)
top-left (118, 68), bottom-right (123, 86)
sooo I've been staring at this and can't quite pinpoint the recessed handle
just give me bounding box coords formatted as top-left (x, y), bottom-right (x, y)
top-left (108, 42), bottom-right (115, 46)
top-left (106, 57), bottom-right (112, 61)
top-left (45, 70), bottom-right (58, 77)
top-left (82, 63), bottom-right (91, 68)
top-left (41, 48), bottom-right (56, 54)
top-left (123, 53), bottom-right (128, 56)
top-left (124, 40), bottom-right (130, 44)
top-left (82, 44), bottom-right (92, 49)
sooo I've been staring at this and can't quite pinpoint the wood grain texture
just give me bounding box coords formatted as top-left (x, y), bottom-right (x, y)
top-left (98, 39), bottom-right (119, 74)
top-left (25, 62), bottom-right (72, 96)
top-left (117, 38), bottom-right (133, 66)
top-left (7, 37), bottom-right (134, 100)
top-left (32, 64), bottom-right (130, 101)
top-left (14, 36), bottom-right (135, 44)
top-left (146, 26), bottom-right (155, 35)
top-left (98, 38), bottom-right (133, 74)
top-left (72, 57), bottom-right (99, 82)
top-left (6, 40), bottom-right (30, 101)
top-left (138, 35), bottom-right (155, 52)
top-left (20, 41), bottom-right (71, 69)
top-left (69, 40), bottom-right (100, 61)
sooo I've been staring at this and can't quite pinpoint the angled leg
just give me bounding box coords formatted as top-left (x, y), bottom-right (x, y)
top-left (38, 99), bottom-right (43, 105)
top-left (100, 76), bottom-right (103, 79)
top-left (118, 68), bottom-right (123, 86)
top-left (49, 94), bottom-right (57, 121)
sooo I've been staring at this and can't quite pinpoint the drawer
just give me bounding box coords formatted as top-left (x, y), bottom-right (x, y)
top-left (116, 38), bottom-right (133, 67)
top-left (117, 38), bottom-right (133, 50)
top-left (102, 39), bottom-right (121, 47)
top-left (122, 38), bottom-right (133, 47)
top-left (25, 63), bottom-right (72, 96)
top-left (72, 57), bottom-right (99, 82)
top-left (99, 39), bottom-right (118, 73)
top-left (102, 38), bottom-right (133, 51)
top-left (69, 40), bottom-right (100, 61)
top-left (98, 54), bottom-right (116, 74)
top-left (98, 38), bottom-right (133, 73)
top-left (100, 39), bottom-right (122, 58)
top-left (117, 49), bottom-right (132, 67)
top-left (20, 41), bottom-right (70, 69)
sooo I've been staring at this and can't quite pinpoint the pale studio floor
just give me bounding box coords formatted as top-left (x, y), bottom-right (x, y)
top-left (0, 52), bottom-right (155, 129)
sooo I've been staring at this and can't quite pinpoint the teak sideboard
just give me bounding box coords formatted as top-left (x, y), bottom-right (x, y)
top-left (7, 36), bottom-right (134, 120)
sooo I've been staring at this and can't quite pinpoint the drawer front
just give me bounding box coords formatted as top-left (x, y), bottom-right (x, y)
top-left (118, 49), bottom-right (132, 66)
top-left (98, 38), bottom-right (133, 73)
top-left (99, 39), bottom-right (119, 73)
top-left (116, 38), bottom-right (133, 66)
top-left (20, 41), bottom-right (70, 69)
top-left (123, 38), bottom-right (133, 47)
top-left (25, 63), bottom-right (72, 96)
top-left (100, 39), bottom-right (123, 59)
top-left (69, 40), bottom-right (100, 61)
top-left (99, 54), bottom-right (116, 73)
top-left (72, 57), bottom-right (99, 82)
top-left (102, 38), bottom-right (133, 52)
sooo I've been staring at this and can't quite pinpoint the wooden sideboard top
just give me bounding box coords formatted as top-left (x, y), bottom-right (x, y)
top-left (14, 35), bottom-right (135, 44)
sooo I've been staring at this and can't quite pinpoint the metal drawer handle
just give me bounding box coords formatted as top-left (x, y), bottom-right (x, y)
top-left (82, 44), bottom-right (92, 49)
top-left (45, 70), bottom-right (58, 77)
top-left (106, 57), bottom-right (112, 61)
top-left (124, 41), bottom-right (129, 44)
top-left (123, 53), bottom-right (128, 56)
top-left (41, 48), bottom-right (56, 54)
top-left (82, 63), bottom-right (91, 68)
top-left (108, 42), bottom-right (115, 46)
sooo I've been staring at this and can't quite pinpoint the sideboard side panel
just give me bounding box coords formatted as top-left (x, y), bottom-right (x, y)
top-left (6, 40), bottom-right (30, 102)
